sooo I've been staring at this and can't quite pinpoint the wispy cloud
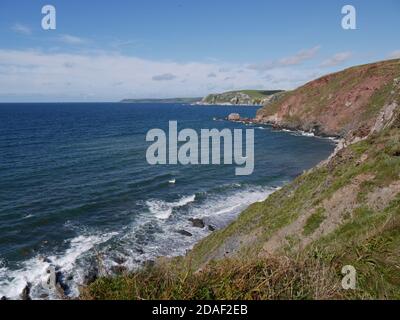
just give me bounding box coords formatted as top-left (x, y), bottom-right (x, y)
top-left (320, 52), bottom-right (353, 67)
top-left (58, 34), bottom-right (87, 45)
top-left (11, 23), bottom-right (32, 35)
top-left (248, 46), bottom-right (321, 71)
top-left (152, 73), bottom-right (177, 81)
top-left (279, 46), bottom-right (321, 66)
top-left (110, 39), bottom-right (143, 50)
top-left (388, 50), bottom-right (400, 59)
top-left (247, 61), bottom-right (275, 71)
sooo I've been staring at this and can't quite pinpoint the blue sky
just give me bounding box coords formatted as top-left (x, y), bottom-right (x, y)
top-left (0, 0), bottom-right (399, 102)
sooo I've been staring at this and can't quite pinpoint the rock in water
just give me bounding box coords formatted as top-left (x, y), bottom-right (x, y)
top-left (177, 229), bottom-right (193, 237)
top-left (189, 218), bottom-right (205, 228)
top-left (83, 262), bottom-right (99, 285)
top-left (20, 283), bottom-right (32, 300)
top-left (228, 113), bottom-right (240, 121)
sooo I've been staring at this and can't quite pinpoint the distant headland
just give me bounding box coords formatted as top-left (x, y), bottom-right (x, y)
top-left (119, 89), bottom-right (285, 106)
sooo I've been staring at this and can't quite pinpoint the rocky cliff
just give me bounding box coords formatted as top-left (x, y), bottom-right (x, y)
top-left (256, 59), bottom-right (400, 138)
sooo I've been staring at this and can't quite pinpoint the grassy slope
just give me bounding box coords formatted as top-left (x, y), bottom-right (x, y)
top-left (84, 61), bottom-right (400, 300)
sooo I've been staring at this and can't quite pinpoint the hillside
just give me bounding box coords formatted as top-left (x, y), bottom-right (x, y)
top-left (256, 59), bottom-right (400, 137)
top-left (200, 90), bottom-right (284, 106)
top-left (83, 59), bottom-right (400, 300)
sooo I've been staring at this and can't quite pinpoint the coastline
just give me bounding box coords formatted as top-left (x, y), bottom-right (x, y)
top-left (74, 121), bottom-right (338, 298)
top-left (1, 115), bottom-right (334, 300)
top-left (3, 105), bottom-right (333, 300)
top-left (225, 115), bottom-right (341, 142)
top-left (83, 59), bottom-right (400, 300)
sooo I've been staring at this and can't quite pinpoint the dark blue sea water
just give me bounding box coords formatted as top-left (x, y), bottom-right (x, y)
top-left (0, 103), bottom-right (335, 298)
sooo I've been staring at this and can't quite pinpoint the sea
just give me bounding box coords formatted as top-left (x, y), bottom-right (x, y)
top-left (0, 103), bottom-right (336, 299)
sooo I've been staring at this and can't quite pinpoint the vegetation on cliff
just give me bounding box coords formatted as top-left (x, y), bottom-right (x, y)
top-left (83, 60), bottom-right (400, 300)
top-left (201, 90), bottom-right (284, 106)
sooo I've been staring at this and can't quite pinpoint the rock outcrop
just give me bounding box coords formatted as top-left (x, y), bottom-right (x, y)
top-left (227, 113), bottom-right (240, 121)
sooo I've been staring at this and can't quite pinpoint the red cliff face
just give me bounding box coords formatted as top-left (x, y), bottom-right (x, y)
top-left (256, 59), bottom-right (400, 138)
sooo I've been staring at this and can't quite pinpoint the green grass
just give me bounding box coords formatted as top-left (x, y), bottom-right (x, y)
top-left (203, 90), bottom-right (284, 104)
top-left (239, 90), bottom-right (283, 99)
top-left (303, 208), bottom-right (326, 236)
top-left (82, 255), bottom-right (342, 300)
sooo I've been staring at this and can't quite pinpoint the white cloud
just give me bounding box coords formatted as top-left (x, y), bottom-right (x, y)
top-left (320, 52), bottom-right (352, 67)
top-left (248, 46), bottom-right (321, 71)
top-left (12, 23), bottom-right (32, 35)
top-left (388, 50), bottom-right (400, 59)
top-left (58, 34), bottom-right (87, 45)
top-left (279, 46), bottom-right (321, 66)
top-left (247, 61), bottom-right (276, 71)
top-left (0, 49), bottom-right (329, 102)
top-left (152, 73), bottom-right (177, 81)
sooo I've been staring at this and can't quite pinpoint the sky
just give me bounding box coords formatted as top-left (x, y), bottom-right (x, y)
top-left (0, 0), bottom-right (399, 102)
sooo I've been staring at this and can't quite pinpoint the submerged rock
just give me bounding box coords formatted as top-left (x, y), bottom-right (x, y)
top-left (189, 218), bottom-right (205, 228)
top-left (39, 293), bottom-right (49, 299)
top-left (177, 229), bottom-right (193, 237)
top-left (113, 256), bottom-right (127, 265)
top-left (208, 225), bottom-right (216, 232)
top-left (20, 282), bottom-right (31, 300)
top-left (55, 271), bottom-right (69, 297)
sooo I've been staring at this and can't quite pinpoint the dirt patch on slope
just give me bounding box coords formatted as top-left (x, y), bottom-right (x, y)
top-left (367, 180), bottom-right (400, 211)
top-left (259, 174), bottom-right (374, 256)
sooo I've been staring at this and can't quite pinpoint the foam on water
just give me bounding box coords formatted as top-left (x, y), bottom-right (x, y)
top-left (0, 184), bottom-right (277, 299)
top-left (0, 232), bottom-right (117, 299)
top-left (121, 185), bottom-right (277, 265)
top-left (146, 195), bottom-right (196, 219)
